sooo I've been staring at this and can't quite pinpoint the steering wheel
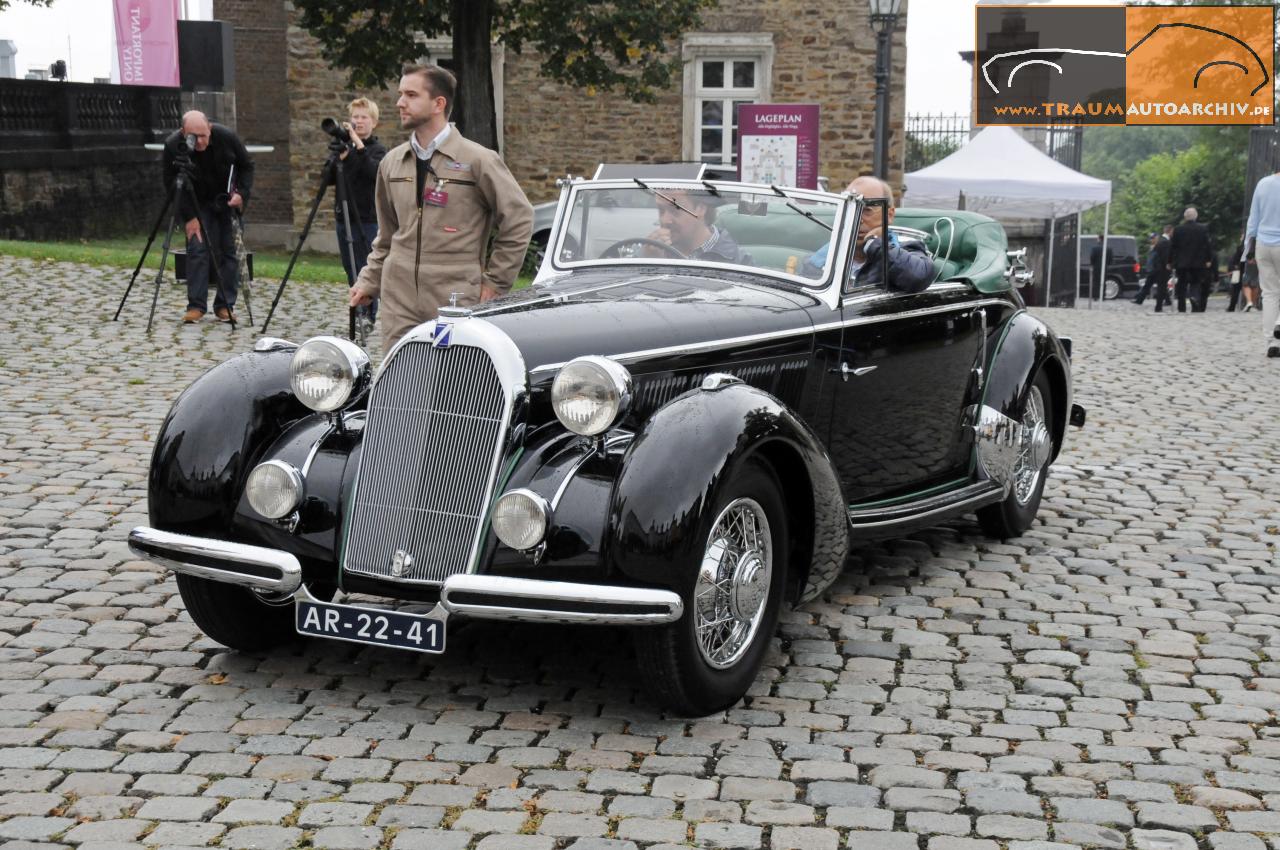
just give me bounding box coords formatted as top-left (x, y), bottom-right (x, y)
top-left (600, 237), bottom-right (687, 260)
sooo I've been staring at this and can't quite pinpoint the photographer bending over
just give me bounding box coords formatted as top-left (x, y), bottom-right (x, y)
top-left (328, 98), bottom-right (387, 320)
top-left (162, 110), bottom-right (255, 323)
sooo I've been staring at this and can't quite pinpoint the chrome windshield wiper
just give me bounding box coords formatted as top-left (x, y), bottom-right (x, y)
top-left (768, 184), bottom-right (833, 232)
top-left (633, 178), bottom-right (695, 217)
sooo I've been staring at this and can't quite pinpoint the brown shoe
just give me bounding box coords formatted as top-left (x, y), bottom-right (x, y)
top-left (215, 307), bottom-right (235, 323)
top-left (182, 309), bottom-right (204, 323)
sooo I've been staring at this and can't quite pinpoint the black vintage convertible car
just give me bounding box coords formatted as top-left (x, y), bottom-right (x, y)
top-left (129, 178), bottom-right (1084, 715)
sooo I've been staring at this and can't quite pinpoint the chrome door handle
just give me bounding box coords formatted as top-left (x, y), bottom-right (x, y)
top-left (831, 362), bottom-right (878, 382)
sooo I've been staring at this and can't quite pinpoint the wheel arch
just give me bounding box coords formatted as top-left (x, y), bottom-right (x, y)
top-left (608, 381), bottom-right (848, 601)
top-left (149, 348), bottom-right (311, 536)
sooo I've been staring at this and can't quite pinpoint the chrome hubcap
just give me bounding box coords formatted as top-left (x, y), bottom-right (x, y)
top-left (1104, 279), bottom-right (1120, 300)
top-left (1013, 386), bottom-right (1049, 506)
top-left (694, 497), bottom-right (772, 669)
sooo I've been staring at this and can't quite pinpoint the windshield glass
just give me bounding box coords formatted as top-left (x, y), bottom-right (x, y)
top-left (551, 181), bottom-right (846, 284)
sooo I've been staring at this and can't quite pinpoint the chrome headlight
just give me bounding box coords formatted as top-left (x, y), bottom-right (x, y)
top-left (551, 356), bottom-right (632, 436)
top-left (491, 489), bottom-right (550, 551)
top-left (290, 336), bottom-right (369, 412)
top-left (245, 460), bottom-right (304, 519)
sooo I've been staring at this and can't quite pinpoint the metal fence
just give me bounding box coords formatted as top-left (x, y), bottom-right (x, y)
top-left (904, 114), bottom-right (970, 172)
top-left (904, 114), bottom-right (1083, 172)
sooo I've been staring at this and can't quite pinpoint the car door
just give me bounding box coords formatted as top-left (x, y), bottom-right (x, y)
top-left (826, 280), bottom-right (986, 505)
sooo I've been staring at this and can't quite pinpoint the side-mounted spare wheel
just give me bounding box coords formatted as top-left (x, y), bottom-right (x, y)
top-left (634, 459), bottom-right (788, 716)
top-left (976, 369), bottom-right (1056, 539)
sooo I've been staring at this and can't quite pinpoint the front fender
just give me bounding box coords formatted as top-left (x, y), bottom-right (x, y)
top-left (148, 348), bottom-right (310, 535)
top-left (983, 310), bottom-right (1072, 460)
top-left (608, 381), bottom-right (848, 603)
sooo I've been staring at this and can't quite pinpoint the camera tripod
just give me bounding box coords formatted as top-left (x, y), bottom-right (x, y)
top-left (262, 139), bottom-right (371, 343)
top-left (114, 149), bottom-right (239, 333)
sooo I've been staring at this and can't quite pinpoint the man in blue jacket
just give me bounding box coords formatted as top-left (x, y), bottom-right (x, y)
top-left (802, 176), bottom-right (934, 292)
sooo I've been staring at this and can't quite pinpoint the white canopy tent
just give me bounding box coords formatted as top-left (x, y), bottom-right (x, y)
top-left (903, 126), bottom-right (1112, 305)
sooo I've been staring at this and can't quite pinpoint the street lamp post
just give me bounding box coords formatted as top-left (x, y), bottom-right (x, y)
top-left (869, 0), bottom-right (903, 180)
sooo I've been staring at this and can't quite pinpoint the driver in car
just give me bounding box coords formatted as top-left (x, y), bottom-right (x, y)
top-left (801, 176), bottom-right (933, 293)
top-left (645, 190), bottom-right (753, 265)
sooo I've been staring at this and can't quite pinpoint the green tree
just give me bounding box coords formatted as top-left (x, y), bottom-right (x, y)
top-left (0, 0), bottom-right (51, 8)
top-left (293, 0), bottom-right (717, 152)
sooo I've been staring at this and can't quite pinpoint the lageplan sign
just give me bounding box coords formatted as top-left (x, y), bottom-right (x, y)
top-left (976, 4), bottom-right (1274, 126)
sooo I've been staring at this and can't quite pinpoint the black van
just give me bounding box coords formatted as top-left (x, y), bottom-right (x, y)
top-left (1078, 234), bottom-right (1142, 300)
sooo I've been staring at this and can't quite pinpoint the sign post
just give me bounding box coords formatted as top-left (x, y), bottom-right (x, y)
top-left (737, 104), bottom-right (820, 189)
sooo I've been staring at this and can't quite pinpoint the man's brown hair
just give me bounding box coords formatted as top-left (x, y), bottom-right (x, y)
top-left (402, 62), bottom-right (456, 118)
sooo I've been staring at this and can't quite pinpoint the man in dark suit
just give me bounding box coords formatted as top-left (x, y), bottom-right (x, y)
top-left (1169, 207), bottom-right (1214, 312)
top-left (1133, 225), bottom-right (1172, 310)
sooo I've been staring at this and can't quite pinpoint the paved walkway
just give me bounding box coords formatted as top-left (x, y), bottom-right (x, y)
top-left (1, 256), bottom-right (1279, 850)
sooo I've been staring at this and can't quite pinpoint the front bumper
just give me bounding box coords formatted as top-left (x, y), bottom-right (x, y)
top-left (128, 526), bottom-right (683, 626)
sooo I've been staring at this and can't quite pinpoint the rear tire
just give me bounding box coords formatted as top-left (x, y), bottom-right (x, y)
top-left (1103, 277), bottom-right (1122, 300)
top-left (976, 370), bottom-right (1056, 539)
top-left (634, 460), bottom-right (788, 716)
top-left (176, 574), bottom-right (297, 652)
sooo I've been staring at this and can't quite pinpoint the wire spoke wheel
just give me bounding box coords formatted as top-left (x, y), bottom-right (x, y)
top-left (1012, 385), bottom-right (1049, 506)
top-left (693, 497), bottom-right (772, 669)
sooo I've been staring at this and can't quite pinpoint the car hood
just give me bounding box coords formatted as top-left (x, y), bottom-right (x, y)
top-left (470, 269), bottom-right (819, 373)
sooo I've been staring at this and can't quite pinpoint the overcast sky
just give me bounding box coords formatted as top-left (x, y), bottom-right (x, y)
top-left (4, 0), bottom-right (1125, 116)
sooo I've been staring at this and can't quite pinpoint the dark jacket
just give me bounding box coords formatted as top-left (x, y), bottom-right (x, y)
top-left (162, 124), bottom-right (254, 221)
top-left (1147, 236), bottom-right (1171, 279)
top-left (1089, 242), bottom-right (1112, 271)
top-left (853, 232), bottom-right (934, 293)
top-left (328, 135), bottom-right (387, 225)
top-left (1170, 220), bottom-right (1212, 268)
top-left (689, 226), bottom-right (753, 266)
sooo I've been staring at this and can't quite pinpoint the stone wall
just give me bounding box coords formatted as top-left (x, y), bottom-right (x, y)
top-left (0, 150), bottom-right (164, 242)
top-left (212, 0), bottom-right (295, 248)
top-left (269, 0), bottom-right (909, 241)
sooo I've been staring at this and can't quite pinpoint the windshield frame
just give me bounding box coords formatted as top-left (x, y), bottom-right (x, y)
top-left (542, 178), bottom-right (859, 290)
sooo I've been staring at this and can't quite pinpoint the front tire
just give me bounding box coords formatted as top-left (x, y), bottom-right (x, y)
top-left (176, 574), bottom-right (297, 652)
top-left (634, 460), bottom-right (788, 716)
top-left (976, 370), bottom-right (1056, 539)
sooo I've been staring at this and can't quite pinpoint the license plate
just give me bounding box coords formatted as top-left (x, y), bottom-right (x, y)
top-left (296, 599), bottom-right (445, 653)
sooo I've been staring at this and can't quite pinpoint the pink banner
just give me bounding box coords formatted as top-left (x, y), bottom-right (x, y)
top-left (114, 0), bottom-right (180, 87)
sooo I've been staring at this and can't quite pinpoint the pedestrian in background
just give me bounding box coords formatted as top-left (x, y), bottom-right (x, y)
top-left (1133, 226), bottom-right (1171, 310)
top-left (1246, 166), bottom-right (1280, 357)
top-left (1169, 207), bottom-right (1214, 313)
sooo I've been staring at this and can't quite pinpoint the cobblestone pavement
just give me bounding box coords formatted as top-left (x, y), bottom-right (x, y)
top-left (2, 255), bottom-right (1279, 850)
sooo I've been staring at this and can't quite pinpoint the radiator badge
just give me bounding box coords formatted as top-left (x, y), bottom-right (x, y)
top-left (431, 323), bottom-right (453, 349)
top-left (391, 550), bottom-right (413, 578)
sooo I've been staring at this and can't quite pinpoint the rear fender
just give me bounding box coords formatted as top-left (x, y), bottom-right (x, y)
top-left (983, 311), bottom-right (1072, 460)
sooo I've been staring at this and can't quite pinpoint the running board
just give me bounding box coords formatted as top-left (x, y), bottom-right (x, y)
top-left (847, 481), bottom-right (1004, 538)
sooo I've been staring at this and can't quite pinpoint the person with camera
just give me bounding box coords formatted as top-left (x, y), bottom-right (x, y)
top-left (349, 64), bottom-right (533, 350)
top-left (326, 98), bottom-right (387, 319)
top-left (161, 110), bottom-right (254, 323)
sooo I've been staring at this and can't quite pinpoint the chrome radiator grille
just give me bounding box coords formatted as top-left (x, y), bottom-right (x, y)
top-left (343, 341), bottom-right (509, 585)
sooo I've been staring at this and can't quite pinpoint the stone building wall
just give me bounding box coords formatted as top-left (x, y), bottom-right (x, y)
top-left (0, 151), bottom-right (162, 242)
top-left (212, 0), bottom-right (295, 247)
top-left (250, 0), bottom-right (909, 245)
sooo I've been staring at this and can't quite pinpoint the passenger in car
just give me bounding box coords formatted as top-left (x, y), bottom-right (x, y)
top-left (801, 176), bottom-right (933, 293)
top-left (646, 189), bottom-right (754, 265)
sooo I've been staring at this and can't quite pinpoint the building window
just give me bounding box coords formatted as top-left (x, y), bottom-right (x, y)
top-left (682, 34), bottom-right (773, 167)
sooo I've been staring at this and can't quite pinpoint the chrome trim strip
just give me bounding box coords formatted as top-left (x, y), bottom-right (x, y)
top-left (254, 337), bottom-right (297, 352)
top-left (299, 429), bottom-right (330, 479)
top-left (127, 526), bottom-right (302, 594)
top-left (847, 482), bottom-right (1004, 531)
top-left (530, 297), bottom-right (1009, 374)
top-left (440, 574), bottom-right (683, 625)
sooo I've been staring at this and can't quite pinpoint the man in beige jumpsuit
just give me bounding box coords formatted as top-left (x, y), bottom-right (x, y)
top-left (350, 63), bottom-right (533, 349)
